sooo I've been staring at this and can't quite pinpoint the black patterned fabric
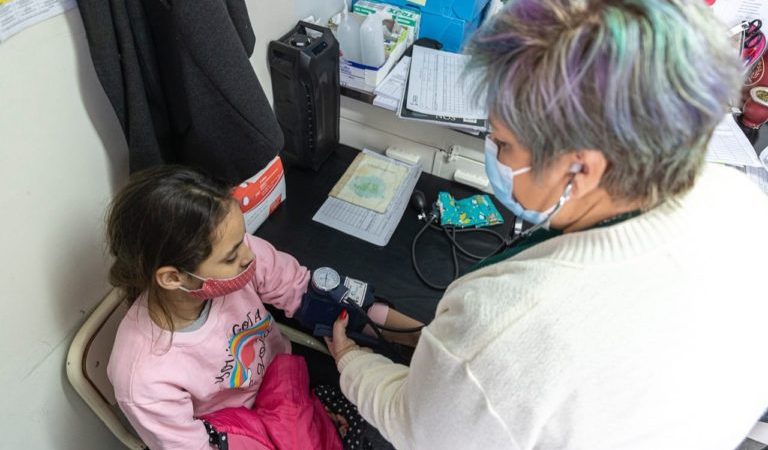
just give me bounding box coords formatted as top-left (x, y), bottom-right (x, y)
top-left (314, 385), bottom-right (395, 450)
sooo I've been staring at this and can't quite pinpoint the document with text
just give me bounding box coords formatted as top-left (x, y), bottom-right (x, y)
top-left (406, 46), bottom-right (487, 120)
top-left (313, 150), bottom-right (421, 247)
top-left (705, 114), bottom-right (762, 167)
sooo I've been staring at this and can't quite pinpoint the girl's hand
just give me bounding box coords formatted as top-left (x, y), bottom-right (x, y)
top-left (324, 309), bottom-right (360, 363)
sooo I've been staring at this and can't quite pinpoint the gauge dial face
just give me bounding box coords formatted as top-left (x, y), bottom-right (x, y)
top-left (311, 267), bottom-right (341, 292)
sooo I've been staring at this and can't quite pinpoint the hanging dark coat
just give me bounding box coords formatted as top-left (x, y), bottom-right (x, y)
top-left (77, 0), bottom-right (283, 185)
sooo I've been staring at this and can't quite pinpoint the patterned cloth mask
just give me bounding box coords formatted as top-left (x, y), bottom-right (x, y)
top-left (437, 192), bottom-right (504, 228)
top-left (179, 259), bottom-right (256, 299)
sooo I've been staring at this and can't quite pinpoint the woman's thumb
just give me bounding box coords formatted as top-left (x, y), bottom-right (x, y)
top-left (333, 308), bottom-right (349, 340)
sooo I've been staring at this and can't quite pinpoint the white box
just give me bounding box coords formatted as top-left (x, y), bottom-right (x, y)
top-left (352, 1), bottom-right (421, 41)
top-left (232, 156), bottom-right (287, 234)
top-left (339, 34), bottom-right (408, 93)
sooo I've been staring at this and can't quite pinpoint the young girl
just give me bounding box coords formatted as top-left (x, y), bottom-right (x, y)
top-left (106, 165), bottom-right (421, 450)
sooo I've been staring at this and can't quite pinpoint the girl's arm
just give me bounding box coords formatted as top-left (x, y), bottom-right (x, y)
top-left (245, 235), bottom-right (424, 345)
top-left (246, 234), bottom-right (310, 316)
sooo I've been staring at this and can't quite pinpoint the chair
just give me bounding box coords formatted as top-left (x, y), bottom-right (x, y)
top-left (66, 288), bottom-right (329, 449)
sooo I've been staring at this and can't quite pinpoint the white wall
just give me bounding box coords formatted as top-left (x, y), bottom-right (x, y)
top-left (0, 8), bottom-right (128, 450)
top-left (295, 0), bottom-right (345, 24)
top-left (0, 1), bottom-right (328, 448)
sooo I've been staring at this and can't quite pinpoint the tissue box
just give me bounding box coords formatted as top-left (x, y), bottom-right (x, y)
top-left (374, 0), bottom-right (488, 21)
top-left (352, 0), bottom-right (421, 43)
top-left (232, 156), bottom-right (286, 234)
top-left (354, 0), bottom-right (489, 52)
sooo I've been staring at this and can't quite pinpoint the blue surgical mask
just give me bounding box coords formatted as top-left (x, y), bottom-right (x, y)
top-left (484, 137), bottom-right (559, 225)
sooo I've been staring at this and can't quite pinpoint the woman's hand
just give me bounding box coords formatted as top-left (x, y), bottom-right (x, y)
top-left (324, 309), bottom-right (360, 363)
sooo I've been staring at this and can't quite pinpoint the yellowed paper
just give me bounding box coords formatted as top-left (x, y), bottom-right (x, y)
top-left (330, 152), bottom-right (408, 213)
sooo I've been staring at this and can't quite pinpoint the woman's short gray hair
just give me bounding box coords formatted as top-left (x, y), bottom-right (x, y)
top-left (468, 0), bottom-right (742, 206)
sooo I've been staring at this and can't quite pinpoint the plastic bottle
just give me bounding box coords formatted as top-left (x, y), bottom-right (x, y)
top-left (336, 8), bottom-right (363, 62)
top-left (359, 11), bottom-right (386, 68)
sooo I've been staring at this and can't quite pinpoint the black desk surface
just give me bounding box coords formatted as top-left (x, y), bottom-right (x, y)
top-left (256, 145), bottom-right (513, 324)
top-left (258, 122), bottom-right (767, 323)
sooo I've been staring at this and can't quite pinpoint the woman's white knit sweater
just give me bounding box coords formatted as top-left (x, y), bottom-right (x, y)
top-left (338, 164), bottom-right (768, 450)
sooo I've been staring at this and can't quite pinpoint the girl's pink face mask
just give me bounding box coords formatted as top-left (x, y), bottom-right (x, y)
top-left (179, 259), bottom-right (256, 299)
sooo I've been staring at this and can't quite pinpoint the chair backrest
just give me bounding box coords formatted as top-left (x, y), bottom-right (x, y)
top-left (66, 288), bottom-right (147, 449)
top-left (66, 288), bottom-right (331, 449)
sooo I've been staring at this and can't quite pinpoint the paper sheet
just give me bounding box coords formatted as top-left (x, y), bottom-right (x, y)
top-left (745, 166), bottom-right (768, 195)
top-left (0, 0), bottom-right (76, 42)
top-left (313, 150), bottom-right (421, 247)
top-left (705, 114), bottom-right (762, 167)
top-left (374, 56), bottom-right (410, 99)
top-left (373, 56), bottom-right (410, 111)
top-left (372, 95), bottom-right (399, 111)
top-left (329, 152), bottom-right (409, 213)
top-left (406, 46), bottom-right (487, 120)
top-left (712, 0), bottom-right (768, 28)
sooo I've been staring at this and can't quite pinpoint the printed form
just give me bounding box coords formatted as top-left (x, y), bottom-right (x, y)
top-left (705, 114), bottom-right (762, 167)
top-left (406, 46), bottom-right (487, 120)
top-left (745, 166), bottom-right (768, 195)
top-left (373, 56), bottom-right (411, 111)
top-left (0, 0), bottom-right (75, 41)
top-left (745, 144), bottom-right (768, 196)
top-left (313, 150), bottom-right (422, 247)
top-left (712, 0), bottom-right (768, 27)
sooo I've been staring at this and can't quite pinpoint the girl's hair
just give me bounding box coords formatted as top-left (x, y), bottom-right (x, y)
top-left (468, 0), bottom-right (742, 207)
top-left (106, 165), bottom-right (234, 330)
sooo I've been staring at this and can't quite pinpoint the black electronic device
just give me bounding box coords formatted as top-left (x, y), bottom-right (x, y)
top-left (268, 22), bottom-right (340, 170)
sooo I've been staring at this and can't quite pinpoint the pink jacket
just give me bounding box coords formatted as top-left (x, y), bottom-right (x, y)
top-left (202, 354), bottom-right (341, 450)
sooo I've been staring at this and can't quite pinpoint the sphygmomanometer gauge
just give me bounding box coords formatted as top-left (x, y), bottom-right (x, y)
top-left (311, 267), bottom-right (341, 293)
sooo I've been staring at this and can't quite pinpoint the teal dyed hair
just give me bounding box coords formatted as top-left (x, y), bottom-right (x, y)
top-left (467, 0), bottom-right (742, 205)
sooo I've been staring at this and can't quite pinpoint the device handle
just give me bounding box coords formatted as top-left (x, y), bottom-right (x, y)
top-left (297, 21), bottom-right (338, 58)
top-left (298, 20), bottom-right (332, 35)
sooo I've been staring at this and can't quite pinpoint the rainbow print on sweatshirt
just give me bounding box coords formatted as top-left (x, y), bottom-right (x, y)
top-left (227, 313), bottom-right (272, 388)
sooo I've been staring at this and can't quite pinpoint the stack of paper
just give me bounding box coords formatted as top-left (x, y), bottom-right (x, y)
top-left (397, 46), bottom-right (488, 132)
top-left (373, 57), bottom-right (410, 111)
top-left (313, 150), bottom-right (422, 246)
top-left (745, 164), bottom-right (768, 195)
top-left (711, 0), bottom-right (768, 28)
top-left (705, 114), bottom-right (762, 167)
top-left (745, 143), bottom-right (768, 195)
top-left (706, 114), bottom-right (768, 196)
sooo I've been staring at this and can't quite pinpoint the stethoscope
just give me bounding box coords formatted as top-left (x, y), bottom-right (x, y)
top-left (410, 168), bottom-right (578, 290)
top-left (507, 172), bottom-right (576, 246)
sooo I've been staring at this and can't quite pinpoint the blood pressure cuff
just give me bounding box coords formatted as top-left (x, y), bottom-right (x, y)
top-left (294, 276), bottom-right (376, 335)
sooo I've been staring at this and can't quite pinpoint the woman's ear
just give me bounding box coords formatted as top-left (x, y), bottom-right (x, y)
top-left (569, 150), bottom-right (608, 199)
top-left (155, 266), bottom-right (184, 290)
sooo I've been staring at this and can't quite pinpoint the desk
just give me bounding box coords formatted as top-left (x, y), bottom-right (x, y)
top-left (258, 121), bottom-right (768, 323)
top-left (256, 145), bottom-right (512, 323)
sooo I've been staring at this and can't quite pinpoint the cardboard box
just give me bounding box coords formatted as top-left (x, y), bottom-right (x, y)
top-left (231, 156), bottom-right (286, 234)
top-left (336, 1), bottom-right (420, 93)
top-left (339, 33), bottom-right (407, 92)
top-left (352, 1), bottom-right (421, 42)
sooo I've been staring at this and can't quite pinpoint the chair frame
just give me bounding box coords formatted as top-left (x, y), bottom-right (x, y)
top-left (66, 288), bottom-right (147, 449)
